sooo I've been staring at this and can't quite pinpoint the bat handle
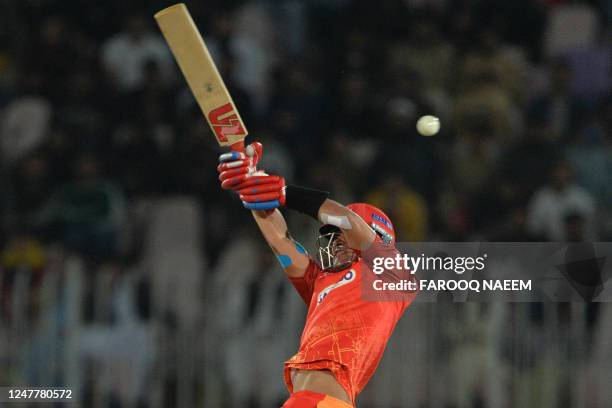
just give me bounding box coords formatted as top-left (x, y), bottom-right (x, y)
top-left (230, 140), bottom-right (245, 153)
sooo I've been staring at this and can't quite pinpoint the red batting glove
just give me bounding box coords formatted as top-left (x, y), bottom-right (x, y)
top-left (217, 142), bottom-right (263, 190)
top-left (236, 174), bottom-right (286, 210)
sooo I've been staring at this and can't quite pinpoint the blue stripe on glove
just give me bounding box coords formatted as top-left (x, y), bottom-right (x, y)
top-left (242, 200), bottom-right (280, 210)
top-left (219, 151), bottom-right (244, 163)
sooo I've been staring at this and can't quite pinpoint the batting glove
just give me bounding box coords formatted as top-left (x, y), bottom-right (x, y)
top-left (217, 142), bottom-right (263, 190)
top-left (236, 174), bottom-right (286, 211)
top-left (217, 142), bottom-right (286, 210)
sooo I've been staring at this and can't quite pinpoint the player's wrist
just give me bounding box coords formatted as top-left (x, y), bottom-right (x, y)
top-left (238, 175), bottom-right (285, 211)
top-left (284, 184), bottom-right (330, 219)
top-left (238, 180), bottom-right (330, 216)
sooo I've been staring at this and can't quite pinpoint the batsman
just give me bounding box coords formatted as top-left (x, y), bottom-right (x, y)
top-left (217, 142), bottom-right (417, 407)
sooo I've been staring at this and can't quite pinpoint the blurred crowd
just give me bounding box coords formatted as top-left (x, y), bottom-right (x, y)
top-left (0, 0), bottom-right (612, 407)
top-left (1, 0), bottom-right (611, 262)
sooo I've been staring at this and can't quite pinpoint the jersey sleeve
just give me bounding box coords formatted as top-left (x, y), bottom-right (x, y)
top-left (288, 258), bottom-right (321, 305)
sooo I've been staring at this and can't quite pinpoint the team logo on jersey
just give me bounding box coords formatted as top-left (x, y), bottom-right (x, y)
top-left (208, 103), bottom-right (246, 143)
top-left (317, 269), bottom-right (356, 305)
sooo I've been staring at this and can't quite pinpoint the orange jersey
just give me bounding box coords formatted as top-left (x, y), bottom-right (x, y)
top-left (285, 237), bottom-right (416, 404)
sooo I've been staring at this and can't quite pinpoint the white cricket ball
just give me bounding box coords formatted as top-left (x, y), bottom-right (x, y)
top-left (416, 115), bottom-right (440, 136)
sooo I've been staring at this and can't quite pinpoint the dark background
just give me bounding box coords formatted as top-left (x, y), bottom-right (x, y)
top-left (0, 0), bottom-right (611, 407)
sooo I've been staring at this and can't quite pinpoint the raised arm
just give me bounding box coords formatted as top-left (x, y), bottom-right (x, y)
top-left (250, 209), bottom-right (310, 277)
top-left (249, 200), bottom-right (375, 277)
top-left (217, 141), bottom-right (377, 271)
top-left (216, 142), bottom-right (311, 277)
top-left (239, 181), bottom-right (376, 252)
top-left (317, 199), bottom-right (376, 251)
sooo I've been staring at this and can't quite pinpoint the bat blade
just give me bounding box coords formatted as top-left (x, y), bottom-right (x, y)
top-left (154, 3), bottom-right (247, 150)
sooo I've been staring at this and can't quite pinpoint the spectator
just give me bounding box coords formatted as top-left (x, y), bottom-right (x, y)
top-left (206, 5), bottom-right (276, 114)
top-left (11, 153), bottom-right (53, 220)
top-left (109, 123), bottom-right (167, 197)
top-left (0, 73), bottom-right (52, 167)
top-left (57, 70), bottom-right (106, 144)
top-left (498, 115), bottom-right (561, 199)
top-left (448, 126), bottom-right (500, 197)
top-left (488, 206), bottom-right (546, 242)
top-left (459, 28), bottom-right (528, 102)
top-left (0, 47), bottom-right (15, 100)
top-left (331, 72), bottom-right (375, 135)
top-left (528, 60), bottom-right (585, 141)
top-left (564, 212), bottom-right (587, 242)
top-left (27, 16), bottom-right (79, 103)
top-left (101, 14), bottom-right (173, 92)
top-left (0, 229), bottom-right (45, 273)
top-left (0, 228), bottom-right (46, 322)
top-left (35, 154), bottom-right (126, 260)
top-left (0, 1), bottom-right (610, 407)
top-left (266, 65), bottom-right (327, 165)
top-left (563, 39), bottom-right (612, 104)
top-left (453, 70), bottom-right (518, 144)
top-left (387, 18), bottom-right (455, 96)
top-left (365, 175), bottom-right (429, 242)
top-left (370, 69), bottom-right (438, 199)
top-left (566, 107), bottom-right (612, 211)
top-left (526, 159), bottom-right (596, 240)
top-left (544, 2), bottom-right (599, 58)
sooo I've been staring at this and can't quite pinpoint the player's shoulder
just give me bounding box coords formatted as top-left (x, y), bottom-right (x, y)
top-left (304, 257), bottom-right (325, 278)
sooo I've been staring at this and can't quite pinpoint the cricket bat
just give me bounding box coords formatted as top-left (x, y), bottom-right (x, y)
top-left (154, 3), bottom-right (247, 152)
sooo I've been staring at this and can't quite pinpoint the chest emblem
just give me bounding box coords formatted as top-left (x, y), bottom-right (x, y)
top-left (317, 269), bottom-right (356, 305)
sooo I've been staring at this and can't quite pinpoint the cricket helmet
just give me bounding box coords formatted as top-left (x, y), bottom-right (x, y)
top-left (347, 203), bottom-right (395, 244)
top-left (317, 203), bottom-right (395, 271)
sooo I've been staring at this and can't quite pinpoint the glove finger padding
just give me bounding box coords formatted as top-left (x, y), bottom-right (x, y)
top-left (218, 165), bottom-right (249, 180)
top-left (217, 160), bottom-right (248, 173)
top-left (240, 191), bottom-right (282, 203)
top-left (217, 142), bottom-right (264, 191)
top-left (233, 175), bottom-right (283, 190)
top-left (219, 166), bottom-right (251, 190)
top-left (224, 173), bottom-right (280, 191)
top-left (237, 175), bottom-right (286, 209)
top-left (218, 142), bottom-right (262, 166)
top-left (221, 174), bottom-right (251, 190)
top-left (238, 182), bottom-right (282, 196)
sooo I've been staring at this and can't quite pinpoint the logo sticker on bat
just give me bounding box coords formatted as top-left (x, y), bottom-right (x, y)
top-left (208, 103), bottom-right (246, 142)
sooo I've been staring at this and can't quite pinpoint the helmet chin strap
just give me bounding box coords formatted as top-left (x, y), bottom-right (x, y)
top-left (327, 258), bottom-right (355, 272)
top-left (331, 247), bottom-right (358, 271)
